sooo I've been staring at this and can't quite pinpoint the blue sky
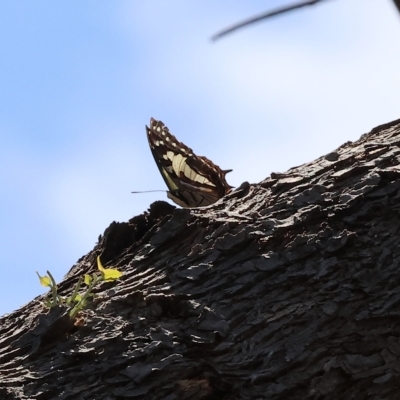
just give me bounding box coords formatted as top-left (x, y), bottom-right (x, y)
top-left (1, 1), bottom-right (400, 316)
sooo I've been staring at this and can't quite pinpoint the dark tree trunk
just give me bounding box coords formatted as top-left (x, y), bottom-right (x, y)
top-left (2, 119), bottom-right (400, 399)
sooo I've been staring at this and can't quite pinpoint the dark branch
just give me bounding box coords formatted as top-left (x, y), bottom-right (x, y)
top-left (212, 0), bottom-right (331, 41)
top-left (393, 0), bottom-right (400, 14)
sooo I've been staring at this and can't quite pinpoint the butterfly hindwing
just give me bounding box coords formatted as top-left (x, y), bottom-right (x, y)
top-left (146, 118), bottom-right (232, 207)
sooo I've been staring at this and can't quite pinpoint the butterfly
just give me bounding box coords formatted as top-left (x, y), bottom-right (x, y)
top-left (146, 118), bottom-right (232, 208)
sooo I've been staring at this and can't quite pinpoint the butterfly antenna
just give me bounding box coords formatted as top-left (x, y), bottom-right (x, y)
top-left (131, 190), bottom-right (167, 194)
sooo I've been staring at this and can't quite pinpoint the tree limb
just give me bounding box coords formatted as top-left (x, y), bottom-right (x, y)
top-left (212, 0), bottom-right (329, 41)
top-left (393, 0), bottom-right (400, 14)
top-left (212, 0), bottom-right (400, 41)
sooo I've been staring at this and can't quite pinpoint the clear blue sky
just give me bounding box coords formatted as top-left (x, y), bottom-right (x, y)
top-left (1, 1), bottom-right (400, 316)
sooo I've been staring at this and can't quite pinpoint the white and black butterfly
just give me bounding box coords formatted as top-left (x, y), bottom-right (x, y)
top-left (146, 118), bottom-right (232, 208)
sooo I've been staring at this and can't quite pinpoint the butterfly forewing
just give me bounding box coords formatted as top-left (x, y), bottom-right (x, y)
top-left (146, 118), bottom-right (232, 207)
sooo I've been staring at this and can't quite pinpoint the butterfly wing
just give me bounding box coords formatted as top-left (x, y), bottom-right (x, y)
top-left (146, 118), bottom-right (232, 207)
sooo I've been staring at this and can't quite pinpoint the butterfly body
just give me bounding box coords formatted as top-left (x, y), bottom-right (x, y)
top-left (146, 118), bottom-right (232, 208)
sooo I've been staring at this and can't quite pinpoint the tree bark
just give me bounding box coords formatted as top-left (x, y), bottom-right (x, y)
top-left (2, 118), bottom-right (400, 399)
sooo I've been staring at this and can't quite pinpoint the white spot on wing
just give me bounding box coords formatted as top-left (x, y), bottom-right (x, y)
top-left (180, 163), bottom-right (217, 187)
top-left (172, 153), bottom-right (187, 176)
top-left (183, 165), bottom-right (195, 181)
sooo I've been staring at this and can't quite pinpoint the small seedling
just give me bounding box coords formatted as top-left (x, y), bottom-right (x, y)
top-left (37, 256), bottom-right (122, 319)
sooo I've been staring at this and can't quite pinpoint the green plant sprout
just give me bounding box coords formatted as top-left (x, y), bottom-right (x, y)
top-left (37, 256), bottom-right (122, 319)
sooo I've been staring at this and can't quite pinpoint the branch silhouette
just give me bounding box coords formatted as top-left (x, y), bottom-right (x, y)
top-left (212, 0), bottom-right (327, 41)
top-left (212, 0), bottom-right (400, 41)
top-left (393, 0), bottom-right (400, 13)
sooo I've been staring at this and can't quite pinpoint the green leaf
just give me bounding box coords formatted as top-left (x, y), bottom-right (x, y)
top-left (75, 293), bottom-right (83, 302)
top-left (97, 256), bottom-right (105, 272)
top-left (101, 268), bottom-right (122, 281)
top-left (97, 256), bottom-right (122, 281)
top-left (84, 274), bottom-right (92, 285)
top-left (37, 271), bottom-right (52, 287)
top-left (46, 270), bottom-right (58, 288)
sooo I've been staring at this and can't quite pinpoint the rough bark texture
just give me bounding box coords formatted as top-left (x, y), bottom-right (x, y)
top-left (2, 119), bottom-right (400, 399)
